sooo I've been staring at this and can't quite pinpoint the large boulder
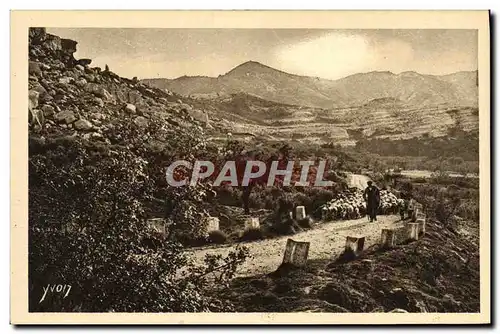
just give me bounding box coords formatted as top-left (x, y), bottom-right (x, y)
top-left (78, 58), bottom-right (92, 67)
top-left (84, 83), bottom-right (113, 101)
top-left (61, 38), bottom-right (77, 53)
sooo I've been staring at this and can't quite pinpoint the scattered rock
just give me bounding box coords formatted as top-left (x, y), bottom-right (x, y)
top-left (28, 90), bottom-right (39, 111)
top-left (29, 27), bottom-right (46, 45)
top-left (59, 77), bottom-right (73, 85)
top-left (75, 64), bottom-right (85, 72)
top-left (94, 97), bottom-right (104, 108)
top-left (75, 78), bottom-right (88, 88)
top-left (44, 34), bottom-right (62, 51)
top-left (29, 109), bottom-right (44, 127)
top-left (83, 74), bottom-right (95, 83)
top-left (41, 105), bottom-right (55, 117)
top-left (31, 84), bottom-right (48, 98)
top-left (29, 61), bottom-right (42, 76)
top-left (180, 103), bottom-right (193, 112)
top-left (84, 83), bottom-right (114, 101)
top-left (54, 110), bottom-right (77, 124)
top-left (133, 116), bottom-right (148, 127)
top-left (124, 103), bottom-right (136, 114)
top-left (73, 119), bottom-right (93, 131)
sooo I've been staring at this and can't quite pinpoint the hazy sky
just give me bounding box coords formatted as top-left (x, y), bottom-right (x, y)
top-left (47, 28), bottom-right (477, 80)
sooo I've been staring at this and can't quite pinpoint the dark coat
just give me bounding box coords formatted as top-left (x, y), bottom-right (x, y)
top-left (364, 185), bottom-right (380, 209)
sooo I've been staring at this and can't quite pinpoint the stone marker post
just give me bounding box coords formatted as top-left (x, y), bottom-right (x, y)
top-left (282, 239), bottom-right (310, 267)
top-left (345, 236), bottom-right (365, 254)
top-left (407, 222), bottom-right (420, 241)
top-left (416, 217), bottom-right (426, 235)
top-left (244, 217), bottom-right (260, 231)
top-left (206, 217), bottom-right (220, 232)
top-left (381, 229), bottom-right (396, 248)
top-left (295, 206), bottom-right (307, 220)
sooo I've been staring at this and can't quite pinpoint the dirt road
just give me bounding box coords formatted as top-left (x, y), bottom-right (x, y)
top-left (186, 215), bottom-right (401, 277)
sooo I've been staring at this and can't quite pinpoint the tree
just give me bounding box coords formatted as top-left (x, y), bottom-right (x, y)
top-left (29, 137), bottom-right (248, 312)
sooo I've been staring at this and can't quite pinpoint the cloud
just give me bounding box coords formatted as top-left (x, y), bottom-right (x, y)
top-left (273, 33), bottom-right (373, 80)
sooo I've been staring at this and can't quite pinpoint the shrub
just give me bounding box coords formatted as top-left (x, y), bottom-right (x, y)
top-left (29, 137), bottom-right (248, 312)
top-left (297, 217), bottom-right (313, 229)
top-left (269, 215), bottom-right (300, 236)
top-left (240, 227), bottom-right (264, 241)
top-left (208, 230), bottom-right (228, 244)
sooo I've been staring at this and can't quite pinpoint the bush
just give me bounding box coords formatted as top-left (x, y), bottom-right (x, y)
top-left (240, 227), bottom-right (264, 241)
top-left (297, 217), bottom-right (313, 229)
top-left (269, 215), bottom-right (300, 236)
top-left (29, 137), bottom-right (248, 312)
top-left (208, 230), bottom-right (228, 244)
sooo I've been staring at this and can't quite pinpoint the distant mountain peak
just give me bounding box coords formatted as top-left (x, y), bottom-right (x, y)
top-left (226, 60), bottom-right (269, 73)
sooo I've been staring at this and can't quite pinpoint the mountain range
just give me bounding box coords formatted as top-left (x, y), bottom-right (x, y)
top-left (142, 61), bottom-right (478, 109)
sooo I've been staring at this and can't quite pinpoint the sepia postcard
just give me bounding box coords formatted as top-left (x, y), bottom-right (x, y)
top-left (11, 10), bottom-right (490, 325)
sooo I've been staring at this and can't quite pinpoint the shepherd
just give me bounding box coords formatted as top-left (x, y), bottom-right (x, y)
top-left (363, 180), bottom-right (380, 222)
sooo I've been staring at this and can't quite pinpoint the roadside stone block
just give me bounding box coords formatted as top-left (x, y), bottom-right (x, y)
top-left (416, 218), bottom-right (426, 235)
top-left (411, 208), bottom-right (420, 222)
top-left (380, 229), bottom-right (396, 248)
top-left (146, 218), bottom-right (169, 238)
top-left (407, 222), bottom-right (420, 241)
top-left (345, 236), bottom-right (365, 254)
top-left (393, 225), bottom-right (409, 244)
top-left (206, 217), bottom-right (220, 232)
top-left (295, 206), bottom-right (306, 220)
top-left (244, 217), bottom-right (260, 231)
top-left (282, 239), bottom-right (310, 267)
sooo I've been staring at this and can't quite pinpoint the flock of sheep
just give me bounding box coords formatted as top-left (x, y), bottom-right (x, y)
top-left (321, 188), bottom-right (404, 221)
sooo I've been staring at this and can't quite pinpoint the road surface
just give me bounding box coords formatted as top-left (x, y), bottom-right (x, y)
top-left (348, 173), bottom-right (371, 190)
top-left (400, 170), bottom-right (478, 179)
top-left (185, 215), bottom-right (401, 277)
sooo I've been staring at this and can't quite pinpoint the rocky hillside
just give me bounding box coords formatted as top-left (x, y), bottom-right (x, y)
top-left (28, 28), bottom-right (212, 144)
top-left (143, 61), bottom-right (478, 109)
top-left (192, 93), bottom-right (478, 146)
